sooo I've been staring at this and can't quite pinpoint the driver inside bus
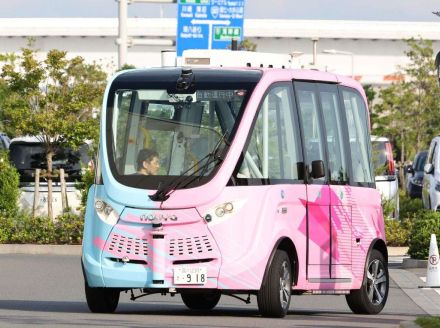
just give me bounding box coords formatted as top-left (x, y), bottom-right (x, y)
top-left (136, 148), bottom-right (160, 175)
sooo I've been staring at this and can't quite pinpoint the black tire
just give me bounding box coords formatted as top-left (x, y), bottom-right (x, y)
top-left (257, 249), bottom-right (292, 318)
top-left (346, 249), bottom-right (389, 314)
top-left (85, 282), bottom-right (120, 313)
top-left (181, 291), bottom-right (221, 310)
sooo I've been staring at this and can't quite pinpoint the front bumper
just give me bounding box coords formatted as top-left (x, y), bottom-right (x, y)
top-left (82, 205), bottom-right (221, 289)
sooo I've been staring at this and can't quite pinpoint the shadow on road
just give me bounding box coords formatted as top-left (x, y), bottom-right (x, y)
top-left (0, 300), bottom-right (88, 313)
top-left (0, 299), bottom-right (418, 327)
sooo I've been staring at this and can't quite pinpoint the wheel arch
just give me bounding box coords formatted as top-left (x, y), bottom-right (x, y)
top-left (260, 237), bottom-right (299, 289)
top-left (370, 238), bottom-right (388, 263)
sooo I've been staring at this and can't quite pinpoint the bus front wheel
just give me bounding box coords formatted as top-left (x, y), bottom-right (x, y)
top-left (85, 282), bottom-right (120, 313)
top-left (257, 249), bottom-right (292, 318)
top-left (346, 249), bottom-right (389, 314)
top-left (181, 291), bottom-right (221, 310)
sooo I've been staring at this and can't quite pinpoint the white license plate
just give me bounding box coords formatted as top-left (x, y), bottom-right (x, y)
top-left (174, 267), bottom-right (207, 285)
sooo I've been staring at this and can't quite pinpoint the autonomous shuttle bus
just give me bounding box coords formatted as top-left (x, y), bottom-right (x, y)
top-left (82, 66), bottom-right (388, 317)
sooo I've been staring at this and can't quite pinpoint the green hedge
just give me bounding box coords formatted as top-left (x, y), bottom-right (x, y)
top-left (385, 217), bottom-right (414, 246)
top-left (0, 212), bottom-right (83, 244)
top-left (400, 195), bottom-right (423, 220)
top-left (408, 210), bottom-right (440, 259)
top-left (0, 151), bottom-right (20, 216)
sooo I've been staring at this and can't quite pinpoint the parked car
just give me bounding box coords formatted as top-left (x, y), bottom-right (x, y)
top-left (0, 132), bottom-right (11, 150)
top-left (423, 136), bottom-right (440, 210)
top-left (8, 136), bottom-right (90, 183)
top-left (371, 136), bottom-right (399, 218)
top-left (406, 150), bottom-right (427, 198)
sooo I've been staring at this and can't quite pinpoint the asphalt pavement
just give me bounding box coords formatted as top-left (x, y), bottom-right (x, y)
top-left (0, 251), bottom-right (435, 327)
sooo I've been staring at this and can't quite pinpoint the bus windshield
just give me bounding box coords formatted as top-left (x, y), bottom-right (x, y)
top-left (108, 87), bottom-right (252, 190)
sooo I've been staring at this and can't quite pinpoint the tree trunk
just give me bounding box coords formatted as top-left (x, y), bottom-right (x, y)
top-left (33, 169), bottom-right (40, 218)
top-left (60, 168), bottom-right (67, 212)
top-left (47, 150), bottom-right (54, 221)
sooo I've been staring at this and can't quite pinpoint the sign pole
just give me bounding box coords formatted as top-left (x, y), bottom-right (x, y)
top-left (118, 0), bottom-right (129, 69)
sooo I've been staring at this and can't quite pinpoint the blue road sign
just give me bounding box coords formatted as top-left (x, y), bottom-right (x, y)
top-left (176, 0), bottom-right (245, 56)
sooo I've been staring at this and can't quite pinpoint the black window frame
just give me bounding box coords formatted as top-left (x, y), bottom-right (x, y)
top-left (316, 82), bottom-right (350, 186)
top-left (106, 68), bottom-right (262, 190)
top-left (230, 81), bottom-right (304, 186)
top-left (338, 86), bottom-right (375, 189)
top-left (293, 81), bottom-right (330, 185)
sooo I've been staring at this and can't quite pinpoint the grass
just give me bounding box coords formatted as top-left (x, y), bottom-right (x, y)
top-left (416, 317), bottom-right (440, 328)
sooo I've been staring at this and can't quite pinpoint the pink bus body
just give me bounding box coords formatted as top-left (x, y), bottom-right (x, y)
top-left (82, 67), bottom-right (388, 317)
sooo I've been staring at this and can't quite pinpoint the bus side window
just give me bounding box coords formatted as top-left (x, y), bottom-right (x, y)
top-left (341, 88), bottom-right (374, 186)
top-left (294, 82), bottom-right (327, 184)
top-left (318, 83), bottom-right (349, 184)
top-left (235, 83), bottom-right (303, 183)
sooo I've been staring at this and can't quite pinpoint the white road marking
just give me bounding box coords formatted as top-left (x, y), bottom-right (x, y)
top-left (420, 277), bottom-right (440, 295)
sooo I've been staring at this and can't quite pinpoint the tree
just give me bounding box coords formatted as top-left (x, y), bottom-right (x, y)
top-left (372, 38), bottom-right (440, 163)
top-left (238, 38), bottom-right (257, 52)
top-left (227, 38), bottom-right (258, 52)
top-left (0, 47), bottom-right (107, 219)
top-left (116, 63), bottom-right (136, 72)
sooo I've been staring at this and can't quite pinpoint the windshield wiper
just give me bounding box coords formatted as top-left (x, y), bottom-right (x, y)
top-left (149, 131), bottom-right (229, 202)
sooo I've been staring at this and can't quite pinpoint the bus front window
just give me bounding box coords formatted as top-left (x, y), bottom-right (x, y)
top-left (109, 88), bottom-right (248, 189)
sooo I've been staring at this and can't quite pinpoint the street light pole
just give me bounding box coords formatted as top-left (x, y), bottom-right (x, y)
top-left (118, 0), bottom-right (129, 68)
top-left (117, 0), bottom-right (177, 69)
top-left (322, 49), bottom-right (354, 78)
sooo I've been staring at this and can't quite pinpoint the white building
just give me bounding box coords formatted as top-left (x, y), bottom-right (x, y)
top-left (1, 18), bottom-right (440, 85)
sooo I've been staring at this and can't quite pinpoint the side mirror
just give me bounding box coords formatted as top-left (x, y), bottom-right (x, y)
top-left (296, 162), bottom-right (305, 181)
top-left (311, 160), bottom-right (325, 179)
top-left (424, 163), bottom-right (434, 174)
top-left (407, 165), bottom-right (415, 176)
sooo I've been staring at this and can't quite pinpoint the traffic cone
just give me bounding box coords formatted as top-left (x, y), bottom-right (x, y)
top-left (426, 234), bottom-right (440, 287)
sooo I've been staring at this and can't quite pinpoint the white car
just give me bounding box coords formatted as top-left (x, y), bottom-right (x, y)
top-left (423, 136), bottom-right (440, 211)
top-left (371, 136), bottom-right (399, 218)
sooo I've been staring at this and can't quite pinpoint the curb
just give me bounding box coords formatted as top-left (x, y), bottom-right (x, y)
top-left (388, 246), bottom-right (409, 257)
top-left (400, 321), bottom-right (420, 328)
top-left (402, 258), bottom-right (428, 269)
top-left (0, 244), bottom-right (81, 255)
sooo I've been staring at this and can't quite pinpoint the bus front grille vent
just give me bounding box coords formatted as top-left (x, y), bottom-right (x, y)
top-left (107, 233), bottom-right (149, 257)
top-left (169, 235), bottom-right (213, 256)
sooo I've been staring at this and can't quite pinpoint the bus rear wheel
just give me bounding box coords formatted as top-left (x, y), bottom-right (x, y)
top-left (85, 282), bottom-right (120, 313)
top-left (181, 291), bottom-right (221, 310)
top-left (257, 249), bottom-right (292, 318)
top-left (346, 249), bottom-right (389, 314)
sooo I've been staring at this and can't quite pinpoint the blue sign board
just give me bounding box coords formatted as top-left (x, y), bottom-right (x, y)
top-left (176, 0), bottom-right (245, 56)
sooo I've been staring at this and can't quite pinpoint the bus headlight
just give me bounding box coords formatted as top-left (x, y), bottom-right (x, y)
top-left (94, 199), bottom-right (119, 225)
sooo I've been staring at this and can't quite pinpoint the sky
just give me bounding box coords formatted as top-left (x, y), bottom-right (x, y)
top-left (1, 0), bottom-right (439, 21)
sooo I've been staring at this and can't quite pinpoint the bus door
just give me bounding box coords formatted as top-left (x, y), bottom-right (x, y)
top-left (318, 83), bottom-right (352, 280)
top-left (294, 82), bottom-right (331, 279)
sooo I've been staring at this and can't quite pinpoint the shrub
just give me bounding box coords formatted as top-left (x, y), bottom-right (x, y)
top-left (55, 213), bottom-right (84, 244)
top-left (0, 151), bottom-right (20, 216)
top-left (0, 215), bottom-right (15, 243)
top-left (7, 212), bottom-right (56, 244)
top-left (408, 210), bottom-right (440, 259)
top-left (76, 167), bottom-right (94, 215)
top-left (0, 211), bottom-right (83, 245)
top-left (385, 217), bottom-right (414, 246)
top-left (381, 197), bottom-right (395, 219)
top-left (399, 192), bottom-right (424, 220)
